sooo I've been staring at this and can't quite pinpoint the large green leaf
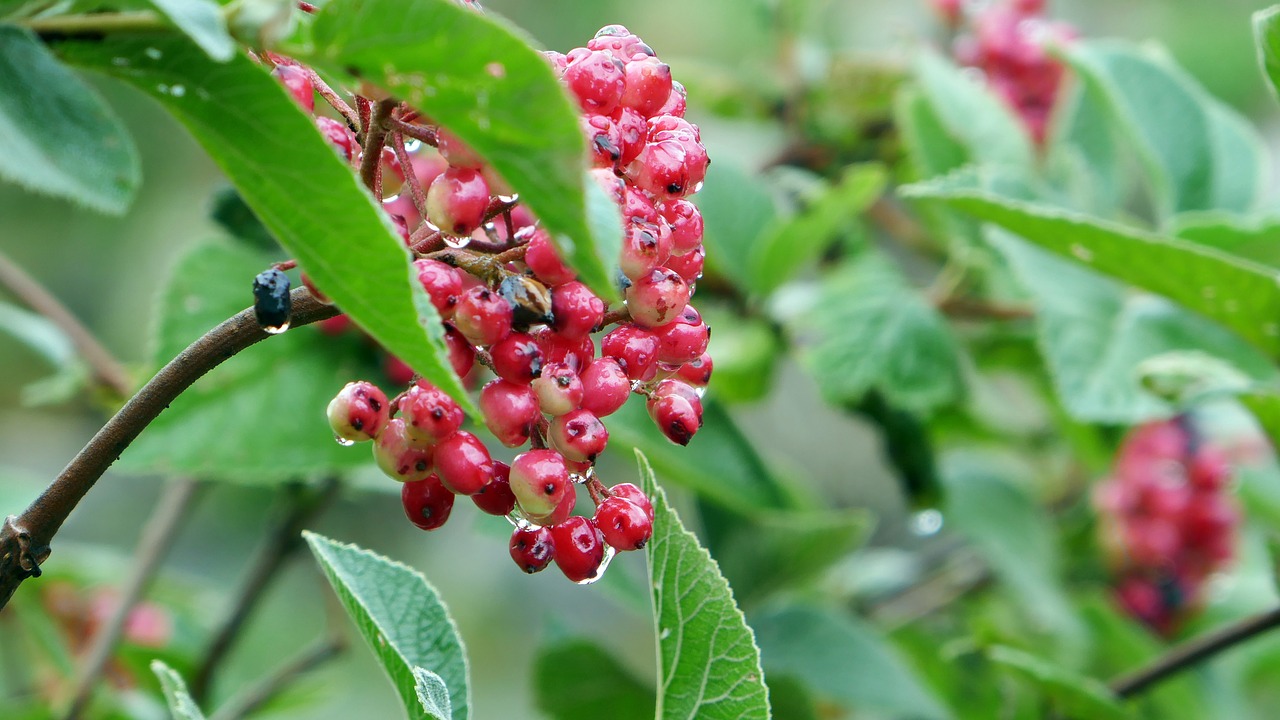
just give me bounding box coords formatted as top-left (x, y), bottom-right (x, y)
top-left (749, 163), bottom-right (886, 293)
top-left (793, 252), bottom-right (963, 414)
top-left (903, 170), bottom-right (1280, 359)
top-left (750, 604), bottom-right (950, 720)
top-left (58, 33), bottom-right (472, 414)
top-left (0, 25), bottom-right (139, 214)
top-left (305, 531), bottom-right (470, 720)
top-left (1258, 7), bottom-right (1280, 104)
top-left (301, 0), bottom-right (621, 301)
top-left (986, 646), bottom-right (1127, 719)
top-left (116, 241), bottom-right (373, 482)
top-left (993, 233), bottom-right (1278, 423)
top-left (639, 452), bottom-right (770, 719)
top-left (1174, 213), bottom-right (1280, 268)
top-left (1045, 71), bottom-right (1126, 217)
top-left (533, 639), bottom-right (653, 720)
top-left (151, 660), bottom-right (206, 720)
top-left (913, 50), bottom-right (1032, 171)
top-left (695, 161), bottom-right (778, 288)
top-left (147, 0), bottom-right (236, 61)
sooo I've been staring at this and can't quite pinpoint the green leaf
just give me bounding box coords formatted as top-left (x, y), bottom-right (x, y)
top-left (301, 0), bottom-right (621, 301)
top-left (701, 306), bottom-right (780, 403)
top-left (749, 163), bottom-right (886, 293)
top-left (147, 0), bottom-right (236, 61)
top-left (1045, 72), bottom-right (1125, 217)
top-left (305, 531), bottom-right (470, 720)
top-left (116, 241), bottom-right (373, 482)
top-left (750, 604), bottom-right (950, 720)
top-left (794, 252), bottom-right (963, 414)
top-left (60, 33), bottom-right (472, 414)
top-left (986, 646), bottom-right (1127, 720)
top-left (151, 660), bottom-right (206, 720)
top-left (992, 233), bottom-right (1278, 423)
top-left (639, 451), bottom-right (770, 719)
top-left (533, 639), bottom-right (653, 720)
top-left (1257, 7), bottom-right (1280, 106)
top-left (895, 87), bottom-right (970, 180)
top-left (413, 667), bottom-right (452, 720)
top-left (607, 399), bottom-right (791, 515)
top-left (903, 169), bottom-right (1280, 359)
top-left (1173, 213), bottom-right (1280, 268)
top-left (695, 161), bottom-right (778, 287)
top-left (913, 50), bottom-right (1032, 171)
top-left (0, 25), bottom-right (139, 214)
top-left (0, 302), bottom-right (74, 368)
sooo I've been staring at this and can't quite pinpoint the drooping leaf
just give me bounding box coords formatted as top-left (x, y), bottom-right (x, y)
top-left (639, 451), bottom-right (770, 719)
top-left (305, 531), bottom-right (470, 720)
top-left (913, 50), bottom-right (1033, 171)
top-left (533, 639), bottom-right (653, 720)
top-left (904, 169), bottom-right (1280, 360)
top-left (749, 163), bottom-right (886, 293)
top-left (116, 240), bottom-right (373, 482)
top-left (992, 232), bottom-right (1278, 423)
top-left (986, 646), bottom-right (1128, 720)
top-left (146, 0), bottom-right (236, 61)
top-left (794, 251), bottom-right (963, 414)
top-left (750, 604), bottom-right (950, 720)
top-left (413, 667), bottom-right (452, 720)
top-left (301, 0), bottom-right (621, 301)
top-left (151, 660), bottom-right (206, 720)
top-left (0, 26), bottom-right (139, 214)
top-left (59, 32), bottom-right (472, 414)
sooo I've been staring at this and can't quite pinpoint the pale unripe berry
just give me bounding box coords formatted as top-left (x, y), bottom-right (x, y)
top-left (625, 267), bottom-right (689, 328)
top-left (510, 449), bottom-right (572, 518)
top-left (532, 364), bottom-right (584, 416)
top-left (327, 381), bottom-right (390, 442)
top-left (400, 382), bottom-right (465, 444)
top-left (426, 167), bottom-right (490, 236)
top-left (374, 418), bottom-right (436, 482)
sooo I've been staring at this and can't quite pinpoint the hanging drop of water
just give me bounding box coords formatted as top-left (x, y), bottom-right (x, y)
top-left (909, 509), bottom-right (944, 537)
top-left (263, 321), bottom-right (290, 335)
top-left (443, 234), bottom-right (472, 249)
top-left (334, 434), bottom-right (356, 447)
top-left (575, 545), bottom-right (617, 585)
top-left (404, 138), bottom-right (422, 153)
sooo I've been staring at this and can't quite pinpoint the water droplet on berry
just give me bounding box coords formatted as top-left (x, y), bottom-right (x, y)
top-left (910, 509), bottom-right (944, 536)
top-left (574, 544), bottom-right (617, 585)
top-left (404, 138), bottom-right (423, 153)
top-left (263, 320), bottom-right (291, 335)
top-left (496, 193), bottom-right (519, 204)
top-left (334, 434), bottom-right (356, 447)
top-left (444, 234), bottom-right (472, 249)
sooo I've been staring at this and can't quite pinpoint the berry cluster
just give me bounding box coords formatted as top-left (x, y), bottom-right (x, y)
top-left (1093, 417), bottom-right (1239, 636)
top-left (275, 23), bottom-right (711, 583)
top-left (938, 0), bottom-right (1075, 144)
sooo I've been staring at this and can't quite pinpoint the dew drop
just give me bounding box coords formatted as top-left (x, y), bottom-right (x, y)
top-left (1069, 243), bottom-right (1094, 262)
top-left (496, 193), bottom-right (519, 204)
top-left (574, 545), bottom-right (617, 585)
top-left (144, 47), bottom-right (163, 60)
top-left (404, 138), bottom-right (422, 153)
top-left (263, 321), bottom-right (291, 335)
top-left (334, 434), bottom-right (356, 447)
top-left (170, 84), bottom-right (186, 97)
top-left (659, 627), bottom-right (671, 640)
top-left (910, 509), bottom-right (944, 537)
top-left (694, 386), bottom-right (707, 398)
top-left (443, 234), bottom-right (472, 249)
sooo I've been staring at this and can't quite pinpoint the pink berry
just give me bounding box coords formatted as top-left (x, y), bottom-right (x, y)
top-left (434, 431), bottom-right (494, 495)
top-left (402, 474), bottom-right (455, 531)
top-left (551, 516), bottom-right (607, 582)
top-left (426, 167), bottom-right (490, 237)
top-left (532, 363), bottom-right (584, 416)
top-left (619, 223), bottom-right (673, 281)
top-left (444, 324), bottom-right (476, 378)
top-left (582, 114), bottom-right (623, 168)
top-left (473, 460), bottom-right (517, 516)
top-left (621, 185), bottom-right (660, 226)
top-left (510, 449), bottom-right (573, 518)
top-left (625, 267), bottom-right (690, 328)
top-left (414, 259), bottom-right (463, 319)
top-left (562, 49), bottom-right (626, 114)
top-left (551, 282), bottom-right (606, 339)
top-left (653, 305), bottom-right (710, 365)
top-left (400, 382), bottom-right (465, 443)
top-left (272, 63), bottom-right (314, 112)
top-left (609, 482), bottom-right (654, 521)
top-left (1189, 446), bottom-right (1230, 491)
top-left (660, 199), bottom-right (704, 255)
top-left (579, 357), bottom-right (631, 417)
top-left (621, 56), bottom-right (673, 117)
top-left (665, 244), bottom-right (704, 283)
top-left (480, 379), bottom-right (541, 447)
top-left (646, 393), bottom-right (701, 446)
top-left (384, 354), bottom-right (416, 386)
top-left (524, 230), bottom-right (577, 287)
top-left (543, 50), bottom-right (569, 76)
top-left (656, 80), bottom-right (686, 117)
top-left (489, 332), bottom-right (545, 383)
top-left (316, 116), bottom-right (357, 161)
top-left (550, 409), bottom-right (610, 464)
top-left (327, 381), bottom-right (390, 442)
top-left (612, 107), bottom-right (647, 167)
top-left (675, 352), bottom-right (713, 387)
top-left (317, 314), bottom-right (351, 336)
top-left (510, 525), bottom-right (555, 574)
top-left (595, 496), bottom-right (653, 550)
top-left (601, 324), bottom-right (660, 381)
top-left (534, 328), bottom-right (595, 373)
top-left (454, 286), bottom-right (514, 347)
top-left (373, 418), bottom-right (436, 483)
top-left (588, 25), bottom-right (654, 60)
top-left (528, 484), bottom-right (577, 527)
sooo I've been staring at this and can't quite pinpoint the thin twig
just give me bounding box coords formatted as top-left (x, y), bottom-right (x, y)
top-left (389, 130), bottom-right (429, 221)
top-left (934, 296), bottom-right (1035, 321)
top-left (190, 477), bottom-right (342, 702)
top-left (0, 289), bottom-right (339, 611)
top-left (21, 11), bottom-right (167, 36)
top-left (206, 636), bottom-right (345, 720)
top-left (0, 250), bottom-right (132, 397)
top-left (387, 117), bottom-right (439, 147)
top-left (1110, 604), bottom-right (1280, 699)
top-left (62, 477), bottom-right (203, 720)
top-left (359, 100), bottom-right (398, 197)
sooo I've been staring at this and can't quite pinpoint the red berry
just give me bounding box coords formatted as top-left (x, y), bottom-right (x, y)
top-left (454, 286), bottom-right (514, 347)
top-left (426, 167), bottom-right (490, 237)
top-left (400, 382), bottom-right (465, 443)
top-left (652, 305), bottom-right (710, 365)
top-left (647, 393), bottom-right (701, 446)
top-left (472, 460), bottom-right (517, 516)
top-left (619, 223), bottom-right (673, 281)
top-left (665, 244), bottom-right (705, 283)
top-left (550, 409), bottom-right (610, 463)
top-left (625, 267), bottom-right (690, 328)
top-left (621, 56), bottom-right (673, 117)
top-left (609, 483), bottom-right (654, 521)
top-left (443, 324), bottom-right (476, 378)
top-left (602, 324), bottom-right (660, 381)
top-left (532, 363), bottom-right (584, 416)
top-left (272, 62), bottom-right (314, 112)
top-left (402, 474), bottom-right (455, 531)
top-left (327, 381), bottom-right (390, 443)
top-left (582, 114), bottom-right (623, 168)
top-left (551, 516), bottom-right (607, 583)
top-left (656, 80), bottom-right (686, 117)
top-left (562, 49), bottom-right (626, 114)
top-left (1189, 446), bottom-right (1230, 491)
top-left (579, 357), bottom-right (631, 417)
top-left (661, 199), bottom-right (704, 255)
top-left (434, 431), bottom-right (494, 495)
top-left (595, 496), bottom-right (653, 550)
top-left (528, 484), bottom-right (577, 527)
top-left (414, 259), bottom-right (463, 319)
top-left (510, 449), bottom-right (572, 518)
top-left (612, 107), bottom-right (647, 167)
top-left (551, 282), bottom-right (606, 339)
top-left (524, 230), bottom-right (577, 287)
top-left (490, 332), bottom-right (545, 383)
top-left (373, 418), bottom-right (436, 483)
top-left (588, 25), bottom-right (654, 59)
top-left (627, 116), bottom-right (708, 199)
top-left (480, 379), bottom-right (540, 447)
top-left (534, 327), bottom-right (594, 373)
top-left (675, 352), bottom-right (713, 387)
top-left (316, 116), bottom-right (357, 161)
top-left (621, 185), bottom-right (660, 226)
top-left (510, 526), bottom-right (555, 574)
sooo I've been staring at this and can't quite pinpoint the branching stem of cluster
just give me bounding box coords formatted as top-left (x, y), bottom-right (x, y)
top-left (359, 100), bottom-right (398, 197)
top-left (1110, 604), bottom-right (1280, 699)
top-left (62, 477), bottom-right (203, 720)
top-left (0, 289), bottom-right (339, 611)
top-left (0, 250), bottom-right (132, 397)
top-left (191, 476), bottom-right (342, 702)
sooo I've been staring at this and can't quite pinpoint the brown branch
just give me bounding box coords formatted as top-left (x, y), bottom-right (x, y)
top-left (0, 289), bottom-right (339, 611)
top-left (206, 636), bottom-right (345, 720)
top-left (934, 296), bottom-right (1035, 321)
top-left (62, 477), bottom-right (203, 720)
top-left (359, 100), bottom-right (397, 195)
top-left (0, 250), bottom-right (132, 397)
top-left (190, 477), bottom-right (342, 702)
top-left (1110, 605), bottom-right (1280, 699)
